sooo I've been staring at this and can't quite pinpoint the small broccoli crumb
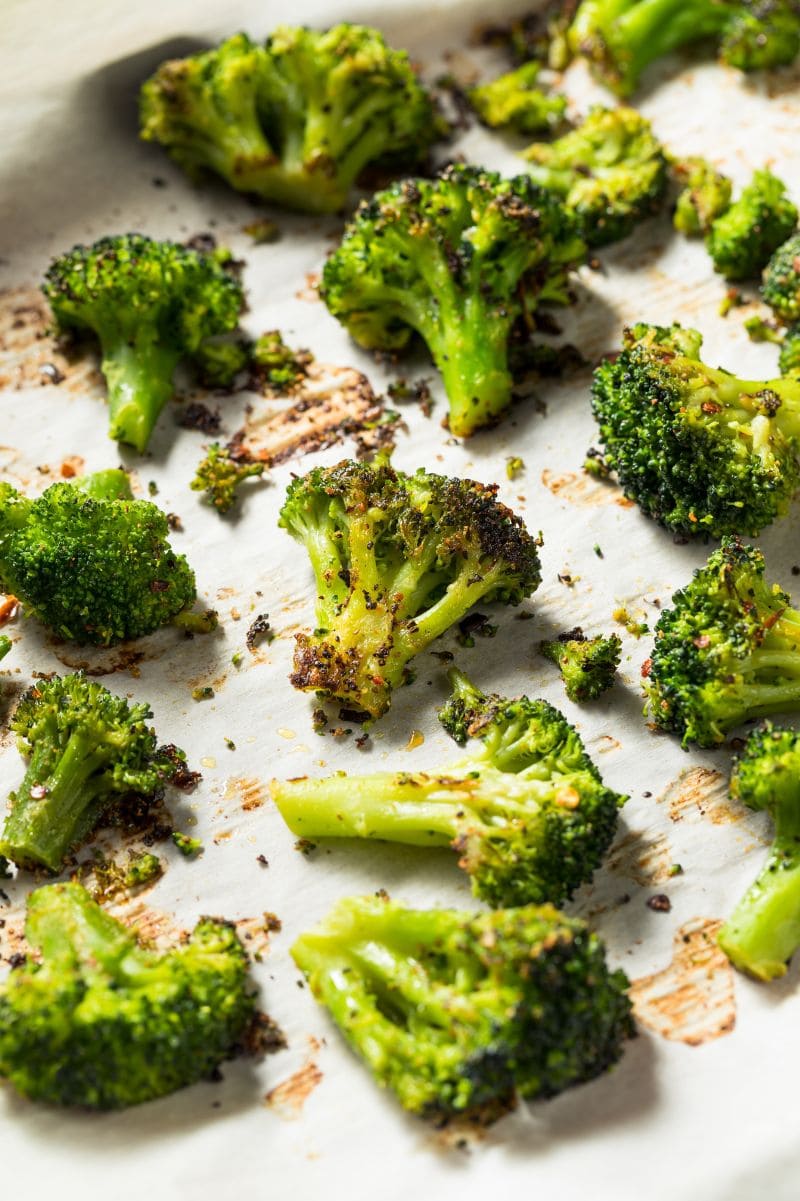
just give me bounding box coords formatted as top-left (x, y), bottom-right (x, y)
top-left (191, 443), bottom-right (265, 514)
top-left (192, 686), bottom-right (214, 701)
top-left (719, 288), bottom-right (744, 317)
top-left (745, 315), bottom-right (783, 344)
top-left (646, 894), bottom-right (672, 913)
top-left (612, 606), bottom-right (649, 638)
top-left (668, 864), bottom-right (684, 877)
top-left (455, 613), bottom-right (498, 648)
top-left (506, 456), bottom-right (525, 480)
top-left (251, 331), bottom-right (311, 394)
top-left (148, 481), bottom-right (158, 496)
top-left (294, 838), bottom-right (317, 856)
top-left (312, 709), bottom-right (328, 735)
top-left (172, 831), bottom-right (204, 857)
top-left (246, 613), bottom-right (274, 652)
top-left (124, 851), bottom-right (163, 888)
top-left (593, 544), bottom-right (604, 558)
top-left (224, 737), bottom-right (236, 751)
top-left (584, 448), bottom-right (612, 479)
top-left (242, 218), bottom-right (281, 244)
top-left (231, 652), bottom-right (243, 668)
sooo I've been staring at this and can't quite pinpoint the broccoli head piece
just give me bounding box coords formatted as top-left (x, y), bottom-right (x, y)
top-left (645, 538), bottom-right (800, 747)
top-left (672, 157), bottom-right (733, 237)
top-left (279, 459), bottom-right (541, 719)
top-left (523, 106), bottom-right (667, 247)
top-left (468, 61), bottom-right (567, 134)
top-left (707, 169), bottom-right (798, 281)
top-left (43, 234), bottom-right (243, 452)
top-left (0, 881), bottom-right (257, 1108)
top-left (322, 163), bottom-right (585, 436)
top-left (0, 469), bottom-right (202, 643)
top-left (780, 324), bottom-right (800, 376)
top-left (0, 636), bottom-right (10, 663)
top-left (272, 669), bottom-right (624, 907)
top-left (719, 724), bottom-right (800, 980)
top-left (292, 894), bottom-right (634, 1118)
top-left (591, 321), bottom-right (800, 537)
top-left (140, 26), bottom-right (440, 215)
top-left (540, 628), bottom-right (622, 702)
top-left (762, 233), bottom-right (800, 322)
top-left (191, 443), bottom-right (265, 514)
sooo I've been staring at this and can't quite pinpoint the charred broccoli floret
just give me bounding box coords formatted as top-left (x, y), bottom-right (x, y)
top-left (43, 234), bottom-right (243, 452)
top-left (139, 27), bottom-right (440, 214)
top-left (468, 61), bottom-right (567, 134)
top-left (591, 321), bottom-right (800, 537)
top-left (0, 469), bottom-right (204, 644)
top-left (707, 169), bottom-right (798, 281)
top-left (0, 881), bottom-right (257, 1108)
top-left (272, 669), bottom-right (624, 907)
top-left (292, 895), bottom-right (634, 1118)
top-left (645, 538), bottom-right (800, 747)
top-left (322, 163), bottom-right (585, 436)
top-left (540, 628), bottom-right (622, 701)
top-left (191, 443), bottom-right (265, 514)
top-left (523, 106), bottom-right (667, 247)
top-left (762, 232), bottom-right (800, 322)
top-left (672, 156), bottom-right (733, 236)
top-left (279, 459), bottom-right (541, 719)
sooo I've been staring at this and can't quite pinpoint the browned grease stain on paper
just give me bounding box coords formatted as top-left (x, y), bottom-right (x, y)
top-left (541, 468), bottom-right (634, 508)
top-left (224, 775), bottom-right (268, 811)
top-left (265, 1059), bottom-right (323, 1118)
top-left (660, 767), bottom-right (742, 826)
top-left (0, 286), bottom-right (102, 392)
top-left (607, 829), bottom-right (673, 887)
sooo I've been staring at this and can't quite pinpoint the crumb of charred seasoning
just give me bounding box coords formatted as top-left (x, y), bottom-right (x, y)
top-left (224, 737), bottom-right (236, 751)
top-left (375, 888), bottom-right (390, 901)
top-left (148, 480), bottom-right (158, 496)
top-left (584, 447), bottom-right (612, 479)
top-left (647, 894), bottom-right (672, 913)
top-left (294, 838), bottom-right (317, 856)
top-left (246, 613), bottom-right (274, 653)
top-left (172, 831), bottom-right (203, 857)
top-left (246, 1011), bottom-right (288, 1056)
top-left (8, 953), bottom-right (26, 969)
top-left (514, 611), bottom-right (534, 621)
top-left (159, 744), bottom-right (202, 791)
top-left (192, 685), bottom-right (214, 701)
top-left (242, 217), bottom-right (281, 244)
top-left (184, 232), bottom-right (217, 254)
top-left (152, 177), bottom-right (167, 188)
top-left (0, 857), bottom-right (11, 880)
top-left (792, 565), bottom-right (800, 577)
top-left (719, 288), bottom-right (744, 318)
top-left (614, 606), bottom-right (649, 638)
top-left (558, 571), bottom-right (578, 588)
top-left (338, 707), bottom-right (369, 724)
top-left (506, 456), bottom-right (524, 480)
top-left (430, 650), bottom-right (455, 663)
top-left (39, 362), bottom-right (65, 385)
top-left (355, 732), bottom-right (370, 749)
top-left (456, 613), bottom-right (497, 648)
top-left (387, 377), bottom-right (434, 417)
top-left (166, 512), bottom-right (184, 532)
top-left (176, 402), bottom-right (222, 434)
top-left (329, 726), bottom-right (352, 738)
top-left (312, 708), bottom-right (328, 735)
top-left (256, 854), bottom-right (269, 867)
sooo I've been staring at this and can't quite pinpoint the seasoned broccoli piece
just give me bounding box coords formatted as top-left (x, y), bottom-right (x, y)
top-left (43, 234), bottom-right (243, 452)
top-left (591, 321), bottom-right (800, 537)
top-left (468, 61), bottom-right (567, 134)
top-left (0, 673), bottom-right (183, 873)
top-left (707, 169), bottom-right (798, 281)
top-left (140, 27), bottom-right (440, 214)
top-left (672, 157), bottom-right (733, 236)
top-left (292, 895), bottom-right (634, 1118)
top-left (272, 669), bottom-right (624, 907)
top-left (0, 636), bottom-right (10, 663)
top-left (0, 881), bottom-right (257, 1108)
top-left (193, 336), bottom-right (252, 389)
top-left (252, 330), bottom-right (310, 393)
top-left (523, 106), bottom-right (667, 247)
top-left (191, 443), bottom-right (265, 514)
top-left (645, 538), bottom-right (800, 747)
top-left (762, 232), bottom-right (800, 322)
top-left (540, 628), bottom-right (622, 701)
top-left (719, 724), bottom-right (800, 979)
top-left (322, 163), bottom-right (585, 437)
top-left (780, 323), bottom-right (800, 375)
top-left (0, 469), bottom-right (204, 643)
top-left (172, 831), bottom-right (203, 857)
top-left (279, 459), bottom-right (541, 718)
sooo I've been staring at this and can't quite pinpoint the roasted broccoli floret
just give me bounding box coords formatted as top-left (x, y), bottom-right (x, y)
top-left (591, 321), bottom-right (800, 537)
top-left (672, 156), bottom-right (733, 236)
top-left (780, 323), bottom-right (800, 375)
top-left (43, 234), bottom-right (243, 452)
top-left (523, 106), bottom-right (667, 247)
top-left (0, 636), bottom-right (10, 663)
top-left (707, 169), bottom-right (798, 281)
top-left (251, 330), bottom-right (310, 393)
top-left (468, 61), bottom-right (567, 134)
top-left (719, 724), bottom-right (800, 979)
top-left (322, 163), bottom-right (584, 436)
top-left (140, 26), bottom-right (440, 214)
top-left (762, 232), bottom-right (800, 322)
top-left (645, 538), bottom-right (800, 747)
top-left (279, 459), bottom-right (541, 718)
top-left (272, 669), bottom-right (624, 907)
top-left (193, 336), bottom-right (252, 389)
top-left (540, 628), bottom-right (622, 701)
top-left (0, 469), bottom-right (205, 643)
top-left (292, 895), bottom-right (633, 1118)
top-left (0, 881), bottom-right (257, 1108)
top-left (191, 443), bottom-right (265, 514)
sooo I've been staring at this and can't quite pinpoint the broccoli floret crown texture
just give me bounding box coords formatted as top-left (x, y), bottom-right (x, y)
top-left (191, 443), bottom-right (265, 513)
top-left (540, 628), bottom-right (622, 701)
top-left (469, 61), bottom-right (567, 134)
top-left (706, 168), bottom-right (798, 282)
top-left (672, 157), bottom-right (733, 237)
top-left (762, 232), bottom-right (800, 322)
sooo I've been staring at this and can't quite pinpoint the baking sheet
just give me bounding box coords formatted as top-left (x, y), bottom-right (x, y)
top-left (2, 1), bottom-right (800, 1198)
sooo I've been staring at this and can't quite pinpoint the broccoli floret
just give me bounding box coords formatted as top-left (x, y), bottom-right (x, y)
top-left (468, 61), bottom-right (567, 134)
top-left (279, 459), bottom-right (541, 718)
top-left (706, 169), bottom-right (798, 281)
top-left (0, 881), bottom-right (257, 1108)
top-left (523, 106), bottom-right (667, 247)
top-left (292, 894), bottom-right (634, 1118)
top-left (251, 330), bottom-right (310, 393)
top-left (272, 669), bottom-right (624, 907)
top-left (645, 538), bottom-right (800, 747)
top-left (191, 443), bottom-right (265, 514)
top-left (0, 673), bottom-right (183, 873)
top-left (0, 470), bottom-right (203, 643)
top-left (591, 321), bottom-right (800, 537)
top-left (780, 323), bottom-right (800, 375)
top-left (540, 628), bottom-right (622, 701)
top-left (0, 636), bottom-right (11, 663)
top-left (139, 27), bottom-right (440, 214)
top-left (43, 234), bottom-right (243, 452)
top-left (672, 157), bottom-right (733, 236)
top-left (719, 724), bottom-right (800, 979)
top-left (172, 831), bottom-right (204, 857)
top-left (321, 163), bottom-right (585, 437)
top-left (762, 232), bottom-right (800, 322)
top-left (193, 336), bottom-right (252, 389)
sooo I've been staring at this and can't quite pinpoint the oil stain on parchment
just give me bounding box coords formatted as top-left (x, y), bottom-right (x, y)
top-left (541, 468), bottom-right (634, 508)
top-left (660, 767), bottom-right (744, 826)
top-left (265, 1059), bottom-right (323, 1118)
top-left (607, 829), bottom-right (673, 887)
top-left (224, 775), bottom-right (268, 811)
top-left (0, 286), bottom-right (102, 393)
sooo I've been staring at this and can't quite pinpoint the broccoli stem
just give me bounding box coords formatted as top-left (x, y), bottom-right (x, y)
top-left (101, 339), bottom-right (182, 453)
top-left (435, 310), bottom-right (514, 438)
top-left (609, 0), bottom-right (731, 85)
top-left (28, 879), bottom-right (136, 974)
top-left (73, 470), bottom-right (133, 502)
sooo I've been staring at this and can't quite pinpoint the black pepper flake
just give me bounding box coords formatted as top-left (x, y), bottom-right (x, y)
top-left (246, 613), bottom-right (274, 652)
top-left (647, 894), bottom-right (672, 913)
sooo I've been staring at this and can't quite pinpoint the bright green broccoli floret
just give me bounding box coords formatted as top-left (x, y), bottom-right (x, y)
top-left (172, 831), bottom-right (203, 857)
top-left (139, 26), bottom-right (440, 214)
top-left (468, 61), bottom-right (567, 134)
top-left (0, 881), bottom-right (257, 1108)
top-left (321, 163), bottom-right (585, 437)
top-left (645, 538), bottom-right (800, 747)
top-left (780, 323), bottom-right (800, 375)
top-left (279, 459), bottom-right (541, 718)
top-left (0, 673), bottom-right (183, 873)
top-left (193, 336), bottom-right (252, 388)
top-left (591, 321), bottom-right (800, 537)
top-left (0, 470), bottom-right (203, 643)
top-left (762, 232), bottom-right (800, 322)
top-left (272, 669), bottom-right (624, 907)
top-left (706, 169), bottom-right (798, 281)
top-left (292, 894), bottom-right (634, 1118)
top-left (43, 234), bottom-right (243, 452)
top-left (252, 330), bottom-right (310, 392)
top-left (719, 724), bottom-right (800, 979)
top-left (523, 106), bottom-right (667, 247)
top-left (191, 443), bottom-right (265, 514)
top-left (672, 157), bottom-right (733, 236)
top-left (540, 628), bottom-right (622, 701)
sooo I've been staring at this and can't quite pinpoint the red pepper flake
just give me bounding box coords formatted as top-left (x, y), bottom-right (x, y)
top-left (641, 657), bottom-right (653, 678)
top-left (0, 596), bottom-right (19, 624)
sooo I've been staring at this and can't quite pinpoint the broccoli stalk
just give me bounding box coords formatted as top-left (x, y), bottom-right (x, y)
top-left (191, 443), bottom-right (265, 513)
top-left (279, 460), bottom-right (541, 718)
top-left (540, 628), bottom-right (622, 701)
top-left (707, 169), bottom-right (798, 281)
top-left (468, 62), bottom-right (567, 134)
